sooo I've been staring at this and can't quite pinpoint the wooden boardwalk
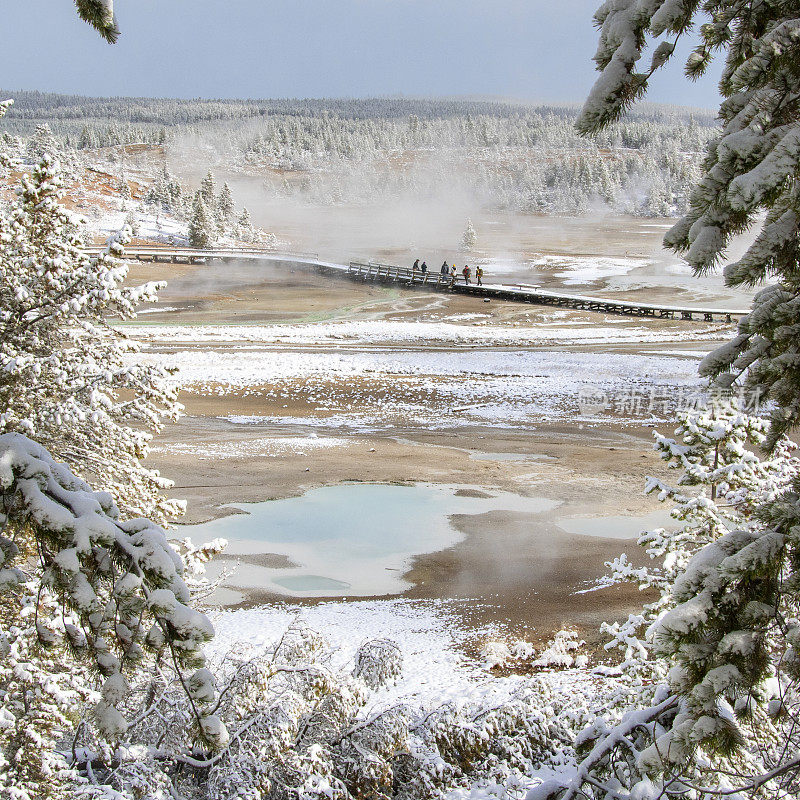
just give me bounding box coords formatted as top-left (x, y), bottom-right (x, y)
top-left (346, 262), bottom-right (748, 322)
top-left (84, 245), bottom-right (749, 323)
top-left (82, 244), bottom-right (320, 263)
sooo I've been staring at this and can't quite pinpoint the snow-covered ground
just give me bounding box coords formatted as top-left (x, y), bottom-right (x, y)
top-left (208, 599), bottom-right (622, 799)
top-left (210, 600), bottom-right (508, 706)
top-left (535, 254), bottom-right (650, 285)
top-left (150, 434), bottom-right (348, 459)
top-left (132, 319), bottom-right (729, 348)
top-left (89, 206), bottom-right (188, 244)
top-left (144, 346), bottom-right (706, 426)
top-left (474, 254), bottom-right (650, 284)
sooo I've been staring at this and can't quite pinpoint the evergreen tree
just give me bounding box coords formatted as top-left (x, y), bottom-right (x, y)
top-left (78, 124), bottom-right (97, 150)
top-left (146, 167), bottom-right (186, 217)
top-left (0, 153), bottom-right (182, 522)
top-left (0, 11), bottom-right (231, 799)
top-left (0, 101), bottom-right (16, 170)
top-left (604, 399), bottom-right (799, 671)
top-left (25, 123), bottom-right (60, 164)
top-left (124, 208), bottom-right (139, 236)
top-left (199, 170), bottom-right (216, 207)
top-left (237, 206), bottom-right (253, 242)
top-left (217, 181), bottom-right (235, 223)
top-left (188, 191), bottom-right (214, 248)
top-left (461, 218), bottom-right (477, 250)
top-left (543, 5), bottom-right (800, 798)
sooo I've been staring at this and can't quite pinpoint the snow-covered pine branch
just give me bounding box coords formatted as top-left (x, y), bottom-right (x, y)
top-left (0, 432), bottom-right (227, 796)
top-left (74, 0), bottom-right (120, 44)
top-left (576, 0), bottom-right (695, 136)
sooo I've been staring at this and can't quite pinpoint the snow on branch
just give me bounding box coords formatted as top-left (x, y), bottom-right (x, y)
top-left (74, 0), bottom-right (120, 43)
top-left (0, 432), bottom-right (227, 748)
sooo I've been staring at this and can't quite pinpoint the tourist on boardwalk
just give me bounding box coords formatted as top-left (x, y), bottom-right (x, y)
top-left (412, 258), bottom-right (420, 272)
top-left (463, 264), bottom-right (471, 285)
top-left (476, 265), bottom-right (483, 286)
top-left (421, 261), bottom-right (427, 275)
top-left (441, 261), bottom-right (449, 277)
top-left (449, 264), bottom-right (457, 286)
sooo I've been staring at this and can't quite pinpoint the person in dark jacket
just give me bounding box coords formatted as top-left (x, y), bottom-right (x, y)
top-left (441, 261), bottom-right (449, 276)
top-left (412, 258), bottom-right (420, 272)
top-left (421, 261), bottom-right (427, 274)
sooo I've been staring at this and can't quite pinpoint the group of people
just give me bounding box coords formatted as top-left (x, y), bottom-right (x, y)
top-left (412, 259), bottom-right (484, 286)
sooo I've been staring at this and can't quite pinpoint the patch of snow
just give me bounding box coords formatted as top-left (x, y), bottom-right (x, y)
top-left (137, 306), bottom-right (181, 314)
top-left (129, 320), bottom-right (729, 348)
top-left (150, 436), bottom-right (347, 459)
top-left (531, 255), bottom-right (650, 285)
top-left (142, 349), bottom-right (703, 430)
top-left (208, 599), bottom-right (608, 720)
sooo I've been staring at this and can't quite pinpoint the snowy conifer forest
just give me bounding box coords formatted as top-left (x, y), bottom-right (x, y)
top-left (3, 2), bottom-right (800, 800)
top-left (0, 92), bottom-right (717, 217)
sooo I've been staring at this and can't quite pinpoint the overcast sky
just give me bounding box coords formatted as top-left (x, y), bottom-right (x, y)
top-left (2, 1), bottom-right (722, 107)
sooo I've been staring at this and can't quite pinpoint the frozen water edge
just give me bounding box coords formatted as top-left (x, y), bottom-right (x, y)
top-left (181, 483), bottom-right (561, 597)
top-left (130, 319), bottom-right (731, 348)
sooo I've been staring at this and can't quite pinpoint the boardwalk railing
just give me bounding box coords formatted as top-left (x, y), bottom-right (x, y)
top-left (346, 261), bottom-right (749, 323)
top-left (347, 261), bottom-right (454, 288)
top-left (82, 245), bottom-right (320, 262)
top-left (80, 245), bottom-right (749, 323)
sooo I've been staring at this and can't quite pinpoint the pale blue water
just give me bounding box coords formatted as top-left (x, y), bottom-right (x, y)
top-left (184, 482), bottom-right (559, 598)
top-left (468, 452), bottom-right (555, 462)
top-left (556, 508), bottom-right (673, 539)
top-left (274, 575), bottom-right (351, 591)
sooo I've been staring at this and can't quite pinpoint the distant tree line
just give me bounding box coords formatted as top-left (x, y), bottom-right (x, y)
top-left (0, 92), bottom-right (719, 217)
